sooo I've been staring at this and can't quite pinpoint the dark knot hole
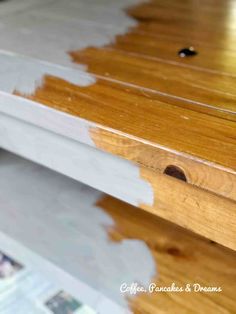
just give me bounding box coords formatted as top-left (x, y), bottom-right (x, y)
top-left (164, 165), bottom-right (187, 182)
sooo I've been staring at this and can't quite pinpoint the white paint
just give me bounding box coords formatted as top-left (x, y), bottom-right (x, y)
top-left (0, 92), bottom-right (95, 146)
top-left (0, 112), bottom-right (154, 207)
top-left (0, 51), bottom-right (95, 95)
top-left (0, 0), bottom-right (155, 208)
top-left (0, 150), bottom-right (156, 308)
top-left (0, 0), bottom-right (141, 94)
top-left (0, 0), bottom-right (54, 17)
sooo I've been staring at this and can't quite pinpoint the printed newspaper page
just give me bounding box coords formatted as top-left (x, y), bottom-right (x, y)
top-left (0, 231), bottom-right (126, 314)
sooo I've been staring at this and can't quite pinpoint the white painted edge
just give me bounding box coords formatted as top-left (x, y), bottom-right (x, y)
top-left (0, 112), bottom-right (154, 207)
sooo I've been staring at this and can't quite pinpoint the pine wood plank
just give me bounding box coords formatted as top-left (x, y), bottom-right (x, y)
top-left (70, 47), bottom-right (236, 113)
top-left (24, 76), bottom-right (236, 199)
top-left (112, 32), bottom-right (236, 76)
top-left (128, 1), bottom-right (236, 30)
top-left (136, 20), bottom-right (236, 54)
top-left (100, 195), bottom-right (236, 314)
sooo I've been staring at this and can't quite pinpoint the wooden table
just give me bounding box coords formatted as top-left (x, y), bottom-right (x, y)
top-left (0, 0), bottom-right (235, 253)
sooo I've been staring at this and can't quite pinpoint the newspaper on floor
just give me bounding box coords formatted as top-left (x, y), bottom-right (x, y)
top-left (0, 231), bottom-right (126, 314)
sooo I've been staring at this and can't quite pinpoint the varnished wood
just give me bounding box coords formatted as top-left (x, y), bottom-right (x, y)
top-left (25, 76), bottom-right (236, 197)
top-left (92, 129), bottom-right (236, 251)
top-left (70, 47), bottom-right (236, 113)
top-left (112, 32), bottom-right (236, 76)
top-left (98, 195), bottom-right (236, 314)
top-left (0, 0), bottom-right (236, 250)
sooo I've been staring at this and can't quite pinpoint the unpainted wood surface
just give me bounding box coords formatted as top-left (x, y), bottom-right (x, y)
top-left (99, 195), bottom-right (236, 314)
top-left (92, 129), bottom-right (236, 251)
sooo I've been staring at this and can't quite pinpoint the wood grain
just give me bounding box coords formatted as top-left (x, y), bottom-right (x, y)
top-left (24, 76), bottom-right (236, 200)
top-left (91, 129), bottom-right (236, 251)
top-left (98, 195), bottom-right (236, 314)
top-left (112, 32), bottom-right (236, 76)
top-left (1, 150), bottom-right (236, 313)
top-left (141, 166), bottom-right (236, 251)
top-left (90, 128), bottom-right (236, 201)
top-left (2, 0), bottom-right (236, 168)
top-left (1, 100), bottom-right (235, 250)
top-left (70, 47), bottom-right (236, 113)
top-left (24, 0), bottom-right (236, 177)
top-left (1, 0), bottom-right (236, 249)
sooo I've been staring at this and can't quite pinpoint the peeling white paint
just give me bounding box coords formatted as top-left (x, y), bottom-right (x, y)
top-left (0, 151), bottom-right (156, 308)
top-left (0, 0), bottom-right (141, 94)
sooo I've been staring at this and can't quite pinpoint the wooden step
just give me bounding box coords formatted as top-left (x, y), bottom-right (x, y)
top-left (0, 150), bottom-right (235, 314)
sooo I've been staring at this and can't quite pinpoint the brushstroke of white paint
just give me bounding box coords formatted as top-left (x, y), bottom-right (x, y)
top-left (0, 0), bottom-right (142, 94)
top-left (0, 51), bottom-right (96, 95)
top-left (0, 151), bottom-right (156, 308)
top-left (0, 110), bottom-right (154, 207)
top-left (0, 91), bottom-right (95, 146)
